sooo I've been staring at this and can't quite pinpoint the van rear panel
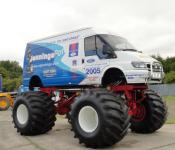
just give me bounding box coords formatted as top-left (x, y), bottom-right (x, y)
top-left (23, 31), bottom-right (89, 87)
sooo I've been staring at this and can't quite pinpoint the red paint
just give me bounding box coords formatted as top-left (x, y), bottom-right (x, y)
top-left (40, 87), bottom-right (57, 96)
top-left (56, 92), bottom-right (77, 115)
top-left (132, 105), bottom-right (146, 122)
top-left (110, 85), bottom-right (147, 121)
top-left (40, 87), bottom-right (77, 115)
top-left (40, 85), bottom-right (148, 121)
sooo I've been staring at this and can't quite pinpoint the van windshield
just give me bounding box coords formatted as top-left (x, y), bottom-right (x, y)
top-left (99, 34), bottom-right (136, 51)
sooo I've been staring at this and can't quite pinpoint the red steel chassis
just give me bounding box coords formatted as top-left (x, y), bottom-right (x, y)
top-left (40, 85), bottom-right (148, 121)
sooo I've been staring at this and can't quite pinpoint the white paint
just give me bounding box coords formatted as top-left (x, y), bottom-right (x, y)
top-left (78, 106), bottom-right (99, 133)
top-left (27, 27), bottom-right (164, 84)
top-left (16, 104), bottom-right (29, 125)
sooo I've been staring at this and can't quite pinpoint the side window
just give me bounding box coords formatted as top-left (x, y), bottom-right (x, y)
top-left (84, 36), bottom-right (96, 56)
top-left (96, 36), bottom-right (111, 59)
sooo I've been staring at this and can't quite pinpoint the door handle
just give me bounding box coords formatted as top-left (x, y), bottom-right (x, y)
top-left (82, 59), bottom-right (85, 64)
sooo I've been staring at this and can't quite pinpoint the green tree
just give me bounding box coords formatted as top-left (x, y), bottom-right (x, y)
top-left (0, 67), bottom-right (9, 78)
top-left (0, 60), bottom-right (22, 78)
top-left (0, 60), bottom-right (22, 91)
top-left (164, 71), bottom-right (175, 83)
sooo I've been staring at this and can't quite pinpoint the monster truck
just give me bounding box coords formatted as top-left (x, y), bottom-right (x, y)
top-left (12, 28), bottom-right (167, 148)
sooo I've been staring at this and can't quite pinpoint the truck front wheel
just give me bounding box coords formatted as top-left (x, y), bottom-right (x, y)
top-left (131, 90), bottom-right (167, 133)
top-left (69, 90), bottom-right (130, 148)
top-left (12, 91), bottom-right (56, 135)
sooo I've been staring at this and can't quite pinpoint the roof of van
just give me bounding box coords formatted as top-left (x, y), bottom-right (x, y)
top-left (29, 27), bottom-right (113, 43)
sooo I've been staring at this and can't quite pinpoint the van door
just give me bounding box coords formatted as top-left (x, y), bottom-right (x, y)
top-left (82, 35), bottom-right (115, 85)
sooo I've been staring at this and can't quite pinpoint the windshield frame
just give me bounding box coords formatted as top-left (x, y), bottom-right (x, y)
top-left (98, 34), bottom-right (137, 52)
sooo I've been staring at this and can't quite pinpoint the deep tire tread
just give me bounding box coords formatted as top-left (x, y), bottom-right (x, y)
top-left (131, 90), bottom-right (167, 133)
top-left (13, 91), bottom-right (56, 135)
top-left (69, 89), bottom-right (130, 148)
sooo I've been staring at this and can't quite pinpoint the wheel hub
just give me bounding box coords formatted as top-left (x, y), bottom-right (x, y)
top-left (16, 104), bottom-right (29, 125)
top-left (78, 106), bottom-right (99, 133)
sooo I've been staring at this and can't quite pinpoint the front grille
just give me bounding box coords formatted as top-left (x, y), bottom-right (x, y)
top-left (152, 62), bottom-right (162, 72)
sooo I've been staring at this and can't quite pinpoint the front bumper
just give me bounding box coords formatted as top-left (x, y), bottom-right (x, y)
top-left (147, 72), bottom-right (164, 84)
top-left (147, 62), bottom-right (164, 84)
top-left (125, 70), bottom-right (150, 84)
top-left (124, 69), bottom-right (164, 84)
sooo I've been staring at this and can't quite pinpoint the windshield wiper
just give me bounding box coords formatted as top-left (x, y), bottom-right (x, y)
top-left (122, 49), bottom-right (138, 52)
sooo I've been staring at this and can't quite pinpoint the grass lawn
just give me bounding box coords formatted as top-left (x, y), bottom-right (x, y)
top-left (163, 96), bottom-right (175, 124)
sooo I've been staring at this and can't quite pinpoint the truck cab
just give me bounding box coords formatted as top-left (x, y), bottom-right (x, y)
top-left (82, 32), bottom-right (164, 86)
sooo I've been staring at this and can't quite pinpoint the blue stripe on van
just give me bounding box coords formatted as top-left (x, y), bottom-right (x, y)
top-left (23, 43), bottom-right (86, 87)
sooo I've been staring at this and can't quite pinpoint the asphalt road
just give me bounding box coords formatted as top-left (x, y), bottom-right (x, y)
top-left (0, 110), bottom-right (175, 150)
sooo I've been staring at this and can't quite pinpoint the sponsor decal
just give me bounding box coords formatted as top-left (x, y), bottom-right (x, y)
top-left (43, 68), bottom-right (56, 77)
top-left (87, 76), bottom-right (98, 81)
top-left (127, 76), bottom-right (134, 79)
top-left (86, 67), bottom-right (101, 74)
top-left (24, 43), bottom-right (86, 86)
top-left (126, 73), bottom-right (146, 79)
top-left (69, 43), bottom-right (79, 57)
top-left (87, 59), bottom-right (95, 63)
top-left (49, 35), bottom-right (79, 44)
top-left (30, 50), bottom-right (64, 62)
top-left (72, 60), bottom-right (77, 66)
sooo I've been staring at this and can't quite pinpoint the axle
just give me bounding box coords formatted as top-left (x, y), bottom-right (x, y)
top-left (40, 85), bottom-right (148, 118)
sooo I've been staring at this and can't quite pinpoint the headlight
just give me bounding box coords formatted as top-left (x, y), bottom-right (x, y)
top-left (131, 61), bottom-right (147, 69)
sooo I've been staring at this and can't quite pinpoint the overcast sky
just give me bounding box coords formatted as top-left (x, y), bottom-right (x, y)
top-left (0, 0), bottom-right (174, 66)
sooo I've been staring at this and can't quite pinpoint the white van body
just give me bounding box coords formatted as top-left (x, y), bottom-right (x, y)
top-left (23, 27), bottom-right (164, 88)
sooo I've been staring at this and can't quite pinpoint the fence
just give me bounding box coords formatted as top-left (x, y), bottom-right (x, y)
top-left (149, 84), bottom-right (175, 96)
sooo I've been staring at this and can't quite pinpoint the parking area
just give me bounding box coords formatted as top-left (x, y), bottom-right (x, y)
top-left (0, 110), bottom-right (175, 150)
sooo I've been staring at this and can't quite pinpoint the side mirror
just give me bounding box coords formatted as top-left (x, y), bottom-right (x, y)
top-left (102, 45), bottom-right (116, 58)
top-left (102, 45), bottom-right (112, 55)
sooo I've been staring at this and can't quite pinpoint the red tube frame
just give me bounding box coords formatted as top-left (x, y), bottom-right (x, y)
top-left (40, 85), bottom-right (148, 119)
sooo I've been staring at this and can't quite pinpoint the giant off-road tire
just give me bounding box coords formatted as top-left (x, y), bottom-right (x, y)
top-left (12, 91), bottom-right (56, 135)
top-left (69, 90), bottom-right (130, 148)
top-left (131, 90), bottom-right (167, 133)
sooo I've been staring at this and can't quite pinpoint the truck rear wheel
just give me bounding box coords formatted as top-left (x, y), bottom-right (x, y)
top-left (12, 91), bottom-right (56, 135)
top-left (131, 90), bottom-right (167, 133)
top-left (69, 90), bottom-right (130, 148)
